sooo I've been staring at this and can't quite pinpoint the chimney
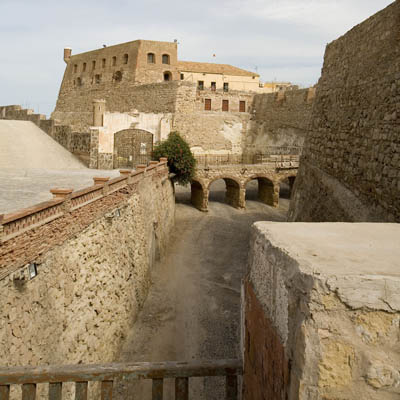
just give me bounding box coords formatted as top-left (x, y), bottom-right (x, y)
top-left (64, 47), bottom-right (72, 64)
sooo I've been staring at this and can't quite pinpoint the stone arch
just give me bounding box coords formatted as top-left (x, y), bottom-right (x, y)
top-left (245, 175), bottom-right (278, 207)
top-left (278, 173), bottom-right (297, 199)
top-left (190, 179), bottom-right (207, 212)
top-left (208, 176), bottom-right (243, 209)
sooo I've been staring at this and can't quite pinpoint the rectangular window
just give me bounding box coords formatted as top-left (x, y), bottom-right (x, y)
top-left (92, 60), bottom-right (96, 70)
top-left (205, 98), bottom-right (211, 111)
top-left (198, 80), bottom-right (204, 90)
top-left (223, 83), bottom-right (229, 92)
top-left (239, 100), bottom-right (246, 112)
top-left (211, 82), bottom-right (216, 91)
top-left (222, 100), bottom-right (229, 112)
top-left (180, 73), bottom-right (184, 80)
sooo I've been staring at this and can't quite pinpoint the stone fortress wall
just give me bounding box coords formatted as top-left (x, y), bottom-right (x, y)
top-left (244, 222), bottom-right (400, 400)
top-left (289, 0), bottom-right (400, 222)
top-left (246, 88), bottom-right (315, 153)
top-left (0, 161), bottom-right (175, 372)
top-left (51, 79), bottom-right (315, 167)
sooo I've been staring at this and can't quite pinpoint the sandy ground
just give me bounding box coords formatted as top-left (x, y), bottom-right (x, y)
top-left (114, 180), bottom-right (290, 399)
top-left (0, 120), bottom-right (120, 213)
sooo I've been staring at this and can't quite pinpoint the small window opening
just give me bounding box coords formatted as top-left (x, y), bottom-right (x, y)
top-left (82, 63), bottom-right (87, 72)
top-left (123, 54), bottom-right (128, 64)
top-left (223, 83), bottom-right (229, 92)
top-left (73, 64), bottom-right (78, 73)
top-left (92, 60), bottom-right (96, 70)
top-left (77, 77), bottom-right (82, 86)
top-left (73, 79), bottom-right (76, 86)
top-left (162, 54), bottom-right (170, 64)
top-left (112, 56), bottom-right (117, 66)
top-left (102, 58), bottom-right (106, 68)
top-left (239, 100), bottom-right (246, 112)
top-left (113, 70), bottom-right (122, 82)
top-left (222, 99), bottom-right (229, 112)
top-left (164, 71), bottom-right (171, 81)
top-left (211, 82), bottom-right (216, 91)
top-left (198, 81), bottom-right (204, 90)
top-left (147, 53), bottom-right (155, 64)
top-left (180, 73), bottom-right (184, 80)
top-left (95, 74), bottom-right (101, 84)
top-left (205, 98), bottom-right (211, 111)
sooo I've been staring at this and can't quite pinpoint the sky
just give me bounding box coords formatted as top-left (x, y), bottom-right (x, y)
top-left (0, 0), bottom-right (394, 116)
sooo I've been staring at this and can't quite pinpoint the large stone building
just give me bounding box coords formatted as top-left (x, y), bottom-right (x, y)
top-left (50, 39), bottom-right (314, 169)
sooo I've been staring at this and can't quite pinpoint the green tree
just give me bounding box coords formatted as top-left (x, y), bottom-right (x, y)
top-left (152, 132), bottom-right (196, 185)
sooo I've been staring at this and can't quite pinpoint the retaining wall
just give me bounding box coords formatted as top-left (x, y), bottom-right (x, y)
top-left (0, 161), bottom-right (174, 374)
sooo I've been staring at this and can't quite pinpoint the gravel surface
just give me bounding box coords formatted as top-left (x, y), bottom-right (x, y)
top-left (114, 180), bottom-right (290, 399)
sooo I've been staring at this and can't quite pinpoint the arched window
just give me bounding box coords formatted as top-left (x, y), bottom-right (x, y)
top-left (162, 54), bottom-right (170, 64)
top-left (102, 58), bottom-right (106, 68)
top-left (113, 71), bottom-right (123, 82)
top-left (112, 56), bottom-right (117, 66)
top-left (95, 74), bottom-right (101, 84)
top-left (147, 53), bottom-right (155, 64)
top-left (73, 64), bottom-right (78, 73)
top-left (92, 60), bottom-right (96, 70)
top-left (123, 54), bottom-right (129, 64)
top-left (77, 77), bottom-right (82, 86)
top-left (82, 63), bottom-right (86, 72)
top-left (163, 71), bottom-right (172, 81)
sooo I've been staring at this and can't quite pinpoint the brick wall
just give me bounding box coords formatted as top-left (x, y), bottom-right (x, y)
top-left (289, 1), bottom-right (400, 222)
top-left (243, 280), bottom-right (289, 400)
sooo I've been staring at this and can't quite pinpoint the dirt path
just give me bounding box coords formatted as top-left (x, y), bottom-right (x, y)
top-left (115, 181), bottom-right (289, 399)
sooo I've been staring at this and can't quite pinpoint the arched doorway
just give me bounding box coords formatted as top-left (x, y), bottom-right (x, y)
top-left (208, 177), bottom-right (242, 209)
top-left (163, 71), bottom-right (172, 81)
top-left (113, 129), bottom-right (153, 168)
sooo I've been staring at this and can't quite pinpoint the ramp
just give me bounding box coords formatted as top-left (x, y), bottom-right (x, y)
top-left (0, 120), bottom-right (86, 170)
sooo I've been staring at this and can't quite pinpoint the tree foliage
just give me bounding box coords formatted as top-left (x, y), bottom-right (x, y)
top-left (152, 132), bottom-right (196, 185)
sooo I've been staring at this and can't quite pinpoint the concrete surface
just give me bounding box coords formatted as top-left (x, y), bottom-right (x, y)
top-left (113, 180), bottom-right (290, 399)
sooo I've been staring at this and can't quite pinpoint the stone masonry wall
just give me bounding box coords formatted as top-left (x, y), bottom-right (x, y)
top-left (244, 222), bottom-right (400, 400)
top-left (289, 2), bottom-right (400, 222)
top-left (53, 80), bottom-right (191, 132)
top-left (0, 163), bottom-right (174, 375)
top-left (246, 88), bottom-right (315, 153)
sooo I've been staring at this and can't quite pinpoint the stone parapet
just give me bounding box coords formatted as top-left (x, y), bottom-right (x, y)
top-left (0, 159), bottom-right (169, 279)
top-left (243, 222), bottom-right (400, 400)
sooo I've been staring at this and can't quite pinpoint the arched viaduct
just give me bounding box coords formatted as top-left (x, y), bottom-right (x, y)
top-left (190, 163), bottom-right (298, 211)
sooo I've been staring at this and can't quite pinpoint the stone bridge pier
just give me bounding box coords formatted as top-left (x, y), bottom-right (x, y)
top-left (191, 164), bottom-right (298, 212)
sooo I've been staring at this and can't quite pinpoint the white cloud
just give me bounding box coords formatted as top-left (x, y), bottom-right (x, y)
top-left (0, 0), bottom-right (394, 115)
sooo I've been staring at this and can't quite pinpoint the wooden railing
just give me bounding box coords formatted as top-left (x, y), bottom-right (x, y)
top-left (0, 359), bottom-right (242, 400)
